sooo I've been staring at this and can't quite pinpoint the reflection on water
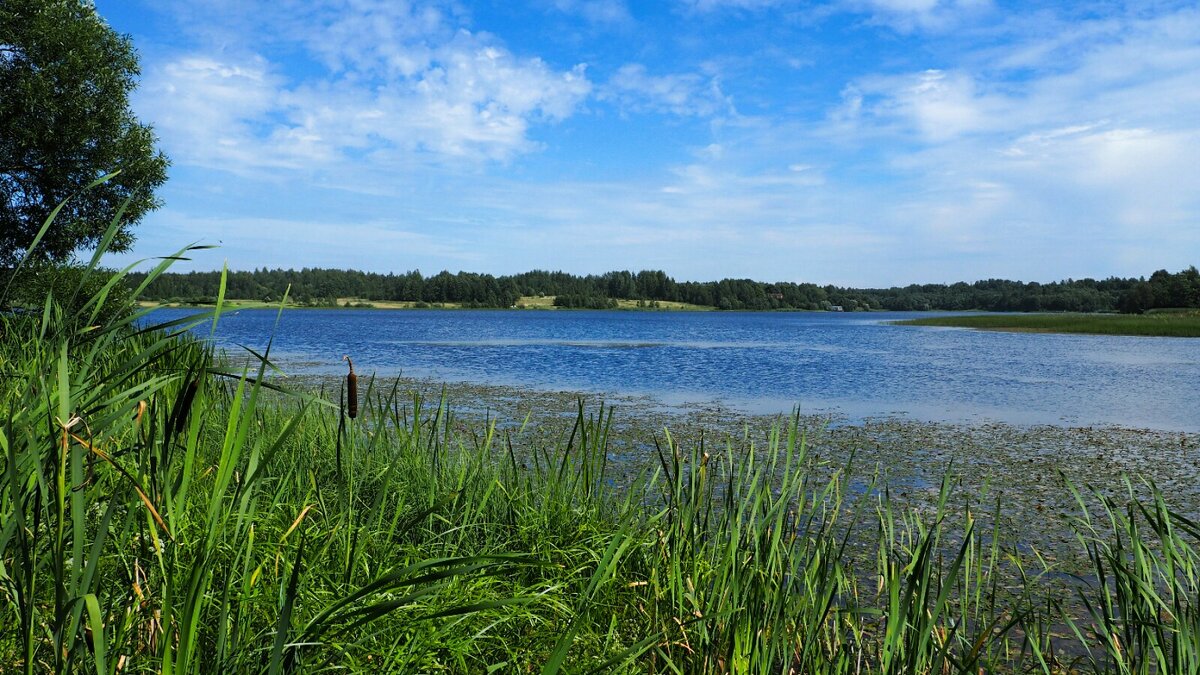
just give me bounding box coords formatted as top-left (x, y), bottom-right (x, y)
top-left (150, 308), bottom-right (1200, 431)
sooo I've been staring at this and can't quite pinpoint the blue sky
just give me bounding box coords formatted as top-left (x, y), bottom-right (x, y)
top-left (96, 0), bottom-right (1200, 286)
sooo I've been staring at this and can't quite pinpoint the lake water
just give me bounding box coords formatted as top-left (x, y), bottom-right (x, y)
top-left (151, 308), bottom-right (1200, 431)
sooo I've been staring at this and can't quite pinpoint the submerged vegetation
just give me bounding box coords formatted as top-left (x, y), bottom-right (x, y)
top-left (4, 213), bottom-right (1200, 673)
top-left (895, 311), bottom-right (1200, 337)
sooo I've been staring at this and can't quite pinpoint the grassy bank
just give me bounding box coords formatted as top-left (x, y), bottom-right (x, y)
top-left (895, 311), bottom-right (1200, 337)
top-left (5, 268), bottom-right (1200, 673)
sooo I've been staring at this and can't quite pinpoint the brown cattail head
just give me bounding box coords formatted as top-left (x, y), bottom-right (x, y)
top-left (173, 377), bottom-right (199, 435)
top-left (344, 355), bottom-right (358, 419)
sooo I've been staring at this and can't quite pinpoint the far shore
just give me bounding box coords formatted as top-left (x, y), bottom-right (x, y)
top-left (140, 300), bottom-right (1200, 338)
top-left (140, 295), bottom-right (720, 312)
top-left (138, 295), bottom-right (717, 312)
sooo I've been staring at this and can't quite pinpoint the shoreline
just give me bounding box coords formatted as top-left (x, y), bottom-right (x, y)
top-left (145, 302), bottom-right (1200, 337)
top-left (138, 296), bottom-right (720, 312)
top-left (263, 358), bottom-right (1200, 433)
top-left (272, 371), bottom-right (1200, 597)
top-left (286, 371), bottom-right (1200, 486)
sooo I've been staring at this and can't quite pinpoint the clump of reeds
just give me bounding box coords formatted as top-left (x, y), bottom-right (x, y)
top-left (1063, 478), bottom-right (1200, 673)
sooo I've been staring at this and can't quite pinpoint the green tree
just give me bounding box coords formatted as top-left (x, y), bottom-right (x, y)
top-left (1118, 282), bottom-right (1155, 314)
top-left (0, 0), bottom-right (168, 266)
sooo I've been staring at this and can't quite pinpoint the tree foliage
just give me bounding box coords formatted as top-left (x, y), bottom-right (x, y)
top-left (128, 265), bottom-right (1198, 313)
top-left (0, 0), bottom-right (168, 265)
top-left (1117, 267), bottom-right (1200, 314)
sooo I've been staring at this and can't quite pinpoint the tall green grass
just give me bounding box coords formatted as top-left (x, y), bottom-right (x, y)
top-left (895, 313), bottom-right (1200, 337)
top-left (3, 190), bottom-right (1200, 672)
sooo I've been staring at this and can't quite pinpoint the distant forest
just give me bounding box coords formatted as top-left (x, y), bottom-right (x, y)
top-left (129, 266), bottom-right (1200, 313)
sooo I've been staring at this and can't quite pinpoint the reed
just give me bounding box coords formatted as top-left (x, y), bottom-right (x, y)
top-left (344, 354), bottom-right (358, 419)
top-left (895, 313), bottom-right (1200, 337)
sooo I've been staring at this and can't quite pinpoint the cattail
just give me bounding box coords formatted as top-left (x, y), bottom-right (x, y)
top-left (171, 372), bottom-right (199, 437)
top-left (343, 355), bottom-right (358, 419)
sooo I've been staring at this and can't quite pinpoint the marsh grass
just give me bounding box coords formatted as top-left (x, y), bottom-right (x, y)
top-left (3, 191), bottom-right (1200, 672)
top-left (895, 313), bottom-right (1200, 337)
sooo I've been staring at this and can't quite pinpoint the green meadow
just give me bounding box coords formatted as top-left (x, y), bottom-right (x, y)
top-left (895, 311), bottom-right (1200, 337)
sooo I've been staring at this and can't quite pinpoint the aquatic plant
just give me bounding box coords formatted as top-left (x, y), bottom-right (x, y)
top-left (896, 313), bottom-right (1200, 337)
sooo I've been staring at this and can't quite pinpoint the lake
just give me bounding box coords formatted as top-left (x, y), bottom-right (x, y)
top-left (151, 308), bottom-right (1200, 431)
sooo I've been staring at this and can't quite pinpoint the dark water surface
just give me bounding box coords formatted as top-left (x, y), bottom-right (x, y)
top-left (152, 308), bottom-right (1200, 431)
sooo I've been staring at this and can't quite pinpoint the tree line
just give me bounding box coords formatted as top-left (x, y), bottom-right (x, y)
top-left (127, 266), bottom-right (1200, 313)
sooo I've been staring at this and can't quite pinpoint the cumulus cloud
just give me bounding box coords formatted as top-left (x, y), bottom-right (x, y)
top-left (139, 57), bottom-right (298, 171)
top-left (602, 63), bottom-right (734, 117)
top-left (121, 0), bottom-right (1200, 284)
top-left (774, 5), bottom-right (1200, 280)
top-left (999, 126), bottom-right (1200, 231)
top-left (139, 0), bottom-right (592, 173)
top-left (846, 69), bottom-right (999, 140)
top-left (548, 0), bottom-right (1185, 280)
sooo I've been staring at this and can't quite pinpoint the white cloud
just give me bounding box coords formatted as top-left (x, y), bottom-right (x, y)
top-left (285, 1), bottom-right (452, 77)
top-left (139, 56), bottom-right (300, 171)
top-left (842, 0), bottom-right (991, 30)
top-left (139, 0), bottom-right (592, 173)
top-left (839, 8), bottom-right (1200, 141)
top-left (1000, 126), bottom-right (1200, 230)
top-left (761, 5), bottom-right (1200, 280)
top-left (121, 0), bottom-right (1200, 285)
top-left (551, 0), bottom-right (633, 25)
top-left (852, 69), bottom-right (995, 140)
top-left (680, 0), bottom-right (991, 30)
top-left (602, 63), bottom-right (734, 117)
